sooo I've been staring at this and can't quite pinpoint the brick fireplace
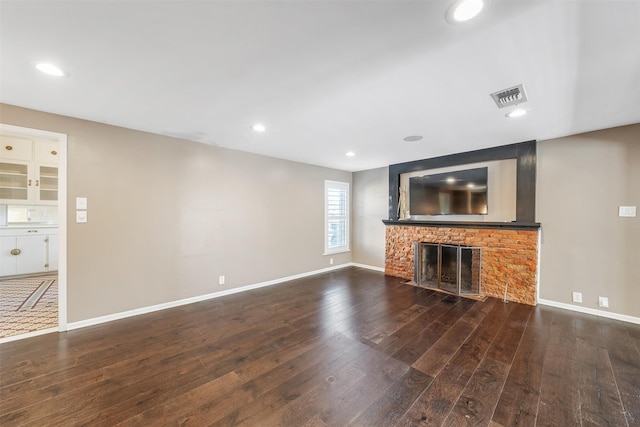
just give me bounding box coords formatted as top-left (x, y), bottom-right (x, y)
top-left (384, 221), bottom-right (540, 305)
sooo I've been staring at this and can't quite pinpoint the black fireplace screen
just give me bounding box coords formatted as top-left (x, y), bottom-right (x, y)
top-left (414, 242), bottom-right (481, 295)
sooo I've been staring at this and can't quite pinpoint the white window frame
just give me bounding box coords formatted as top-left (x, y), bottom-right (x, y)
top-left (324, 180), bottom-right (350, 255)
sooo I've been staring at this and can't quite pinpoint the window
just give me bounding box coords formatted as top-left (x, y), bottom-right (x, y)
top-left (325, 180), bottom-right (350, 254)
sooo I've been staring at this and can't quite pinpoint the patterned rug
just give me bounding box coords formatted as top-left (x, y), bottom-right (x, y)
top-left (0, 274), bottom-right (58, 338)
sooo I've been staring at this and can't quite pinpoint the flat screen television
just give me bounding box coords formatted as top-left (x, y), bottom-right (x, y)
top-left (409, 167), bottom-right (488, 215)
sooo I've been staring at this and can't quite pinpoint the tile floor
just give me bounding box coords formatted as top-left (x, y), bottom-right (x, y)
top-left (0, 274), bottom-right (57, 338)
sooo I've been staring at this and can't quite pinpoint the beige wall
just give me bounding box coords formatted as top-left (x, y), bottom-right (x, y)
top-left (352, 167), bottom-right (388, 268)
top-left (1, 104), bottom-right (351, 323)
top-left (537, 124), bottom-right (640, 317)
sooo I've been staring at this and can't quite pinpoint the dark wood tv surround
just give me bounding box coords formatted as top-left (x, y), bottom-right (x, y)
top-left (383, 141), bottom-right (541, 305)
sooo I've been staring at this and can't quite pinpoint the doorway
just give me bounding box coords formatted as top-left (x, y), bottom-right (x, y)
top-left (0, 124), bottom-right (67, 343)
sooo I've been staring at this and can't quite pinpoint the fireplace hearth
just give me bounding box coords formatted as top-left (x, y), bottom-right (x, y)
top-left (414, 242), bottom-right (481, 296)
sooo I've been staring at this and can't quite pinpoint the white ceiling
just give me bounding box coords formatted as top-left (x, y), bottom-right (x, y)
top-left (1, 0), bottom-right (639, 172)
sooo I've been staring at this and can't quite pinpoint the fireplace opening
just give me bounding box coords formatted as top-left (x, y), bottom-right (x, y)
top-left (414, 242), bottom-right (481, 296)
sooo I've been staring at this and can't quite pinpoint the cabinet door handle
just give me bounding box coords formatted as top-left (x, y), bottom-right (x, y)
top-left (5, 145), bottom-right (13, 151)
top-left (51, 150), bottom-right (58, 156)
top-left (10, 248), bottom-right (21, 256)
top-left (28, 179), bottom-right (32, 186)
top-left (35, 179), bottom-right (39, 187)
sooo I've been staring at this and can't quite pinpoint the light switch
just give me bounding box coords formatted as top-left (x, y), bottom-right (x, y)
top-left (76, 197), bottom-right (88, 210)
top-left (619, 206), bottom-right (637, 217)
top-left (76, 210), bottom-right (87, 223)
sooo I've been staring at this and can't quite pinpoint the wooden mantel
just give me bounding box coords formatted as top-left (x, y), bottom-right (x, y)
top-left (382, 219), bottom-right (540, 231)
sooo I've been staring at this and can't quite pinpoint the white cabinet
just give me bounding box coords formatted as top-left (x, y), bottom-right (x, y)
top-left (0, 136), bottom-right (32, 161)
top-left (36, 165), bottom-right (59, 203)
top-left (0, 136), bottom-right (59, 205)
top-left (47, 234), bottom-right (59, 271)
top-left (0, 160), bottom-right (29, 202)
top-left (0, 228), bottom-right (58, 276)
top-left (34, 141), bottom-right (60, 163)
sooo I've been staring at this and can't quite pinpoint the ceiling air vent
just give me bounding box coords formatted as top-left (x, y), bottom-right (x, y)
top-left (490, 84), bottom-right (528, 108)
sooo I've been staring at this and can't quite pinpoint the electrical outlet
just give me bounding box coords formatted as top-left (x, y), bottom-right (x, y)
top-left (572, 292), bottom-right (582, 303)
top-left (599, 296), bottom-right (609, 308)
top-left (219, 275), bottom-right (225, 285)
top-left (330, 258), bottom-right (334, 265)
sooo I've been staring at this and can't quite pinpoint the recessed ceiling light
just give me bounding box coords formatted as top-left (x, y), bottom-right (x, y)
top-left (467, 183), bottom-right (476, 188)
top-left (345, 151), bottom-right (355, 157)
top-left (446, 177), bottom-right (456, 184)
top-left (506, 108), bottom-right (528, 118)
top-left (35, 63), bottom-right (65, 76)
top-left (446, 0), bottom-right (484, 23)
top-left (252, 123), bottom-right (266, 132)
top-left (403, 135), bottom-right (423, 142)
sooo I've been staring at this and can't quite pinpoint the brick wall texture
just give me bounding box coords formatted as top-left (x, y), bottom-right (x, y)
top-left (385, 225), bottom-right (539, 305)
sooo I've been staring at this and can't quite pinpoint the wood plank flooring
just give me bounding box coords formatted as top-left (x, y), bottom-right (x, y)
top-left (1, 267), bottom-right (639, 426)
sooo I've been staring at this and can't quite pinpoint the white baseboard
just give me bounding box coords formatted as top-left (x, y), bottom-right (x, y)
top-left (538, 298), bottom-right (640, 325)
top-left (0, 327), bottom-right (57, 345)
top-left (67, 263), bottom-right (354, 331)
top-left (350, 262), bottom-right (385, 272)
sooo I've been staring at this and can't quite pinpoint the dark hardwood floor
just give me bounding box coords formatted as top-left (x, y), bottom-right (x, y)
top-left (1, 267), bottom-right (639, 426)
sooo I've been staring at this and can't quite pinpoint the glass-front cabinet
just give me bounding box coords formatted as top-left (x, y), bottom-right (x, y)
top-left (38, 165), bottom-right (58, 202)
top-left (0, 136), bottom-right (58, 205)
top-left (0, 161), bottom-right (58, 205)
top-left (0, 161), bottom-right (29, 202)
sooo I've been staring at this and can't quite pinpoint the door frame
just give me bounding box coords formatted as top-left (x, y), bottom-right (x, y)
top-left (0, 123), bottom-right (68, 332)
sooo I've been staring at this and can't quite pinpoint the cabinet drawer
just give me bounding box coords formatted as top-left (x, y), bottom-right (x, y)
top-left (0, 136), bottom-right (33, 161)
top-left (34, 141), bottom-right (60, 164)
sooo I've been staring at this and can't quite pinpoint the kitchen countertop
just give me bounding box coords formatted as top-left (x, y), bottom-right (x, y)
top-left (0, 225), bottom-right (59, 236)
top-left (1, 224), bottom-right (59, 229)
